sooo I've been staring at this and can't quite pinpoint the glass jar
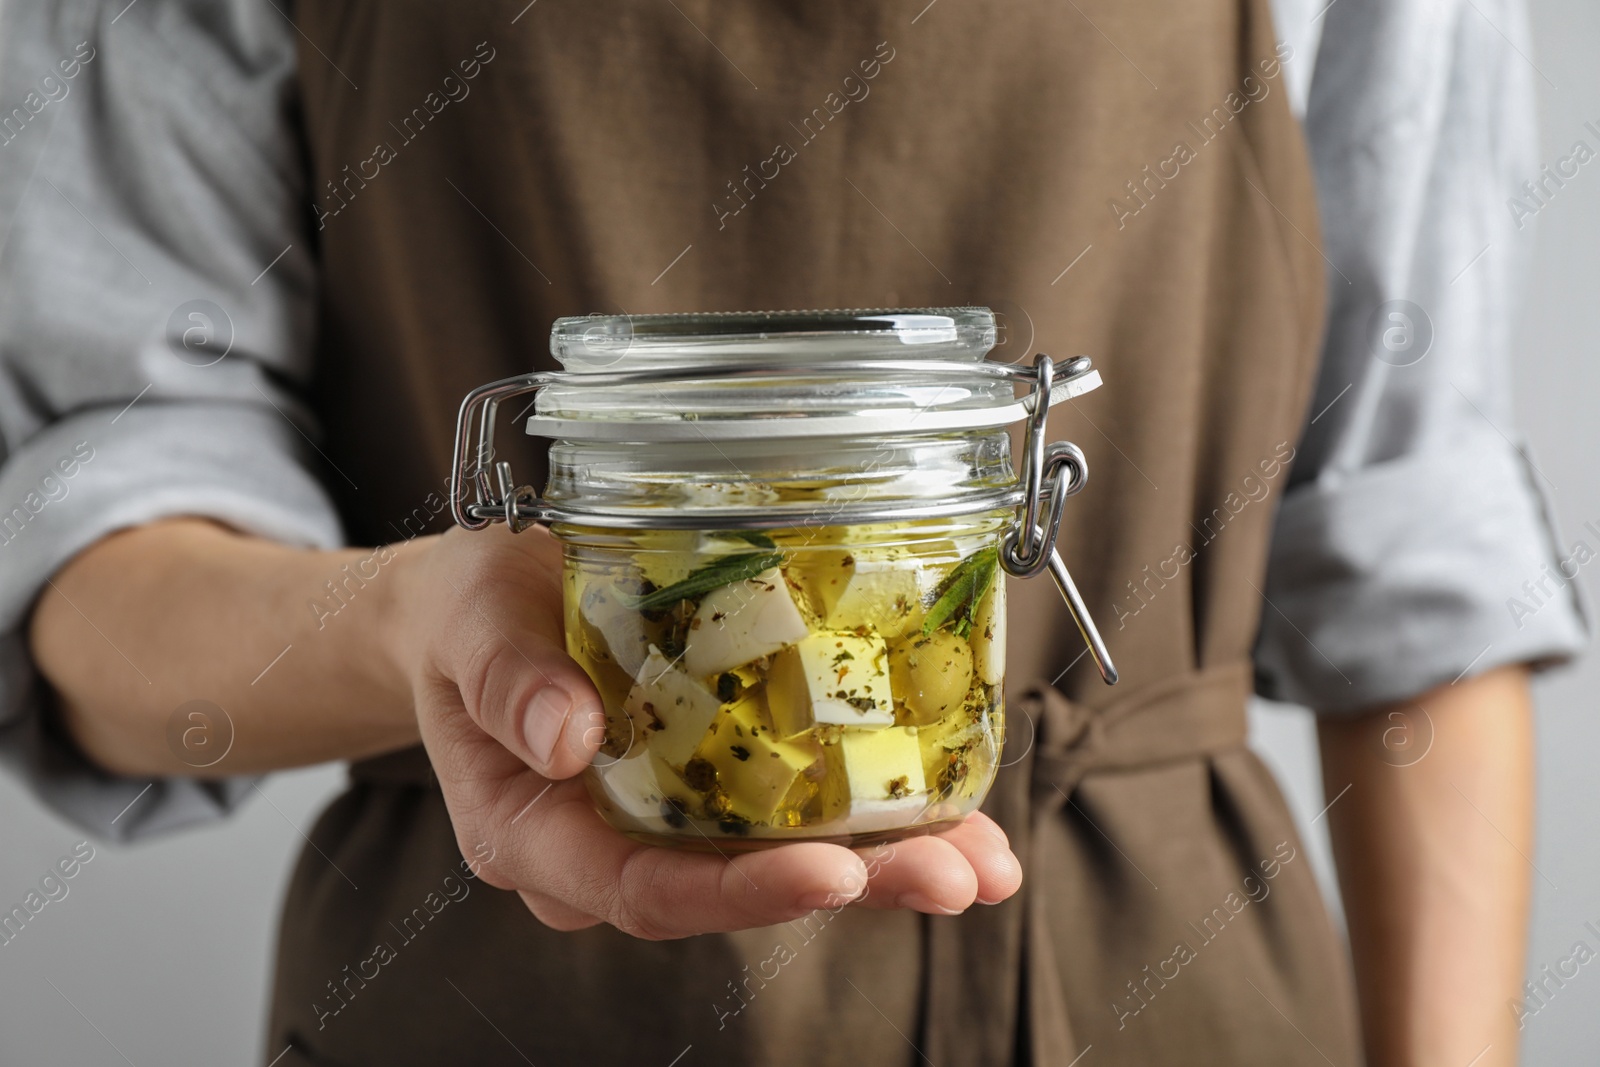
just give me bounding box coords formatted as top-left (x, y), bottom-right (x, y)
top-left (450, 308), bottom-right (1116, 850)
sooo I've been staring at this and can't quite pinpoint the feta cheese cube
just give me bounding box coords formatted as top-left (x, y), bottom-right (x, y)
top-left (693, 694), bottom-right (822, 824)
top-left (624, 647), bottom-right (723, 768)
top-left (842, 796), bottom-right (938, 834)
top-left (820, 557), bottom-right (925, 638)
top-left (682, 569), bottom-right (809, 678)
top-left (766, 630), bottom-right (895, 736)
top-left (819, 726), bottom-right (931, 831)
top-left (592, 751), bottom-right (693, 822)
top-left (579, 577), bottom-right (654, 678)
top-left (779, 549), bottom-right (846, 620)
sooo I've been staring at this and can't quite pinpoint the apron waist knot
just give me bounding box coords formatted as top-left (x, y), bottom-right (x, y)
top-left (923, 660), bottom-right (1256, 1067)
top-left (1025, 660), bottom-right (1253, 807)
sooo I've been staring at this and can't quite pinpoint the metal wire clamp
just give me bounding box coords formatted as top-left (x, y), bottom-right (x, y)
top-left (448, 353), bottom-right (1117, 684)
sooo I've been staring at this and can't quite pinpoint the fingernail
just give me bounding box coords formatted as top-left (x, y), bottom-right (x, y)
top-left (896, 893), bottom-right (965, 915)
top-left (524, 686), bottom-right (574, 765)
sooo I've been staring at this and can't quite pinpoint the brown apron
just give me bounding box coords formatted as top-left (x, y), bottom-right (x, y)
top-left (269, 1), bottom-right (1359, 1063)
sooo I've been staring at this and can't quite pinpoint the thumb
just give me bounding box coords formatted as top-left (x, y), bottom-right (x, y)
top-left (433, 532), bottom-right (606, 780)
top-left (412, 524), bottom-right (604, 780)
top-left (457, 635), bottom-right (605, 780)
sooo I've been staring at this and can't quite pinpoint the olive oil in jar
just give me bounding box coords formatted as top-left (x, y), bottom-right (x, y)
top-left (563, 519), bottom-right (1006, 848)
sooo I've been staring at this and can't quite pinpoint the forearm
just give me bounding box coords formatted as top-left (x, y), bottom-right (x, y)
top-left (29, 518), bottom-right (420, 776)
top-left (1318, 666), bottom-right (1534, 1067)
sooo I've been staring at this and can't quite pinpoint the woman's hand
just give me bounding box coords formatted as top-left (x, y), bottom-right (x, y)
top-left (35, 514), bottom-right (1021, 936)
top-left (388, 523), bottom-right (1023, 938)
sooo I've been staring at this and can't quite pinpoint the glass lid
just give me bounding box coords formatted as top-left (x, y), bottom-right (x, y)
top-left (550, 307), bottom-right (997, 369)
top-left (531, 307), bottom-right (1101, 442)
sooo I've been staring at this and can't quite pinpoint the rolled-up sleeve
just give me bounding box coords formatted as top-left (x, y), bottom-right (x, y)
top-left (0, 0), bottom-right (340, 837)
top-left (1255, 0), bottom-right (1589, 712)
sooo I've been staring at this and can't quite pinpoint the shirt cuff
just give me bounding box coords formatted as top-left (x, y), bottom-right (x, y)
top-left (1255, 434), bottom-right (1589, 713)
top-left (0, 401), bottom-right (343, 840)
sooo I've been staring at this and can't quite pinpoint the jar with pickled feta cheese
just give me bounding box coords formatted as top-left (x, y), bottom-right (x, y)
top-left (450, 308), bottom-right (1116, 849)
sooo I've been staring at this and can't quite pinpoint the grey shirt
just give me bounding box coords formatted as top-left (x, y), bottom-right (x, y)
top-left (0, 0), bottom-right (1585, 839)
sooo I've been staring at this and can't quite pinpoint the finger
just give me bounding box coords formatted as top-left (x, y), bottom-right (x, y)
top-left (965, 809), bottom-right (1011, 850)
top-left (519, 795), bottom-right (872, 939)
top-left (422, 674), bottom-right (876, 940)
top-left (851, 832), bottom-right (980, 914)
top-left (518, 888), bottom-right (604, 932)
top-left (929, 812), bottom-right (1023, 905)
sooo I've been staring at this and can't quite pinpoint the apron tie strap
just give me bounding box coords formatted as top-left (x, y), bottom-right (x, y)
top-left (923, 661), bottom-right (1253, 1066)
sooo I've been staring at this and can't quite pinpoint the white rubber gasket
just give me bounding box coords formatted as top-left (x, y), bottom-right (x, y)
top-left (524, 370), bottom-right (1101, 442)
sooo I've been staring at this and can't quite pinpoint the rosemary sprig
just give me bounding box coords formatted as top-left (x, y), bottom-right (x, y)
top-left (630, 551), bottom-right (784, 612)
top-left (922, 547), bottom-right (998, 639)
top-left (730, 530), bottom-right (778, 549)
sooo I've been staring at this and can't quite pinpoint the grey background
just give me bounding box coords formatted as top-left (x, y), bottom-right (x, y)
top-left (1, 1), bottom-right (1597, 1063)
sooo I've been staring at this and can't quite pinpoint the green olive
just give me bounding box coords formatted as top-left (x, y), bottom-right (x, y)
top-left (889, 630), bottom-right (974, 725)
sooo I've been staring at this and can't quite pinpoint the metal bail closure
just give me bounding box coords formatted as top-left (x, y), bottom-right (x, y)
top-left (448, 352), bottom-right (1118, 686)
top-left (997, 356), bottom-right (1118, 686)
